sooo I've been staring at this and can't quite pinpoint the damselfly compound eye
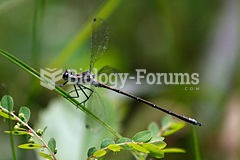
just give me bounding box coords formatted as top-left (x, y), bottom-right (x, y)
top-left (62, 70), bottom-right (71, 80)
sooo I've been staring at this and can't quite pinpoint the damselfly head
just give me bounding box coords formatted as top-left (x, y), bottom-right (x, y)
top-left (62, 69), bottom-right (71, 80)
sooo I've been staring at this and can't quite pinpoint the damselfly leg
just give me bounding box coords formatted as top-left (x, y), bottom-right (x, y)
top-left (61, 81), bottom-right (94, 106)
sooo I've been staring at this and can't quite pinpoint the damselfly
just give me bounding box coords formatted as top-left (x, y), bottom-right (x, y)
top-left (61, 18), bottom-right (202, 126)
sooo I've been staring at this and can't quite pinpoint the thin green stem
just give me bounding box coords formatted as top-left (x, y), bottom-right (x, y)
top-left (8, 114), bottom-right (17, 160)
top-left (0, 49), bottom-right (122, 138)
top-left (192, 126), bottom-right (201, 160)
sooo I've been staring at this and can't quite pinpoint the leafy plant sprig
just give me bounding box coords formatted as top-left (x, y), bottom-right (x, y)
top-left (87, 119), bottom-right (186, 159)
top-left (0, 95), bottom-right (57, 160)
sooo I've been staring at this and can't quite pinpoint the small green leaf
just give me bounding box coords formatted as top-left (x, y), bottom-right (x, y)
top-left (108, 144), bottom-right (121, 152)
top-left (48, 138), bottom-right (56, 153)
top-left (0, 109), bottom-right (15, 120)
top-left (148, 122), bottom-right (160, 136)
top-left (120, 144), bottom-right (133, 151)
top-left (162, 148), bottom-right (186, 153)
top-left (151, 151), bottom-right (164, 158)
top-left (161, 116), bottom-right (171, 127)
top-left (13, 125), bottom-right (26, 131)
top-left (154, 141), bottom-right (167, 149)
top-left (18, 143), bottom-right (42, 149)
top-left (1, 95), bottom-right (14, 111)
top-left (100, 138), bottom-right (115, 148)
top-left (142, 143), bottom-right (164, 158)
top-left (87, 147), bottom-right (97, 157)
top-left (117, 139), bottom-right (133, 150)
top-left (116, 137), bottom-right (131, 144)
top-left (162, 122), bottom-right (185, 136)
top-left (133, 130), bottom-right (152, 142)
top-left (4, 130), bottom-right (28, 135)
top-left (93, 149), bottom-right (107, 158)
top-left (18, 106), bottom-right (31, 122)
top-left (129, 143), bottom-right (149, 153)
top-left (142, 143), bottom-right (165, 158)
top-left (38, 152), bottom-right (52, 159)
top-left (142, 143), bottom-right (161, 151)
top-left (150, 136), bottom-right (165, 143)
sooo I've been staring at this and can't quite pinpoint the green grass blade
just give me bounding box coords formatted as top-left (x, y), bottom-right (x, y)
top-left (0, 49), bottom-right (121, 138)
top-left (32, 0), bottom-right (46, 67)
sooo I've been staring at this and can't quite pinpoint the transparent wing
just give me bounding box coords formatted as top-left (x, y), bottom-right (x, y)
top-left (85, 86), bottom-right (118, 132)
top-left (97, 65), bottom-right (120, 75)
top-left (97, 65), bottom-right (121, 86)
top-left (85, 87), bottom-right (106, 132)
top-left (90, 18), bottom-right (109, 72)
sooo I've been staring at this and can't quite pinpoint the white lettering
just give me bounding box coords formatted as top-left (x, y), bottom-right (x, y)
top-left (136, 69), bottom-right (146, 84)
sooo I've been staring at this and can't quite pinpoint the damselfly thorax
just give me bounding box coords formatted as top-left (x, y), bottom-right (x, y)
top-left (62, 69), bottom-right (95, 85)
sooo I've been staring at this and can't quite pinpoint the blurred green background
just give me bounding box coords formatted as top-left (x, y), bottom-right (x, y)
top-left (0, 0), bottom-right (239, 159)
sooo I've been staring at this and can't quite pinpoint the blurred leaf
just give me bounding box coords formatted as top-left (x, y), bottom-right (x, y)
top-left (87, 147), bottom-right (97, 157)
top-left (120, 144), bottom-right (133, 151)
top-left (4, 130), bottom-right (28, 135)
top-left (128, 143), bottom-right (149, 153)
top-left (93, 149), bottom-right (107, 158)
top-left (98, 65), bottom-right (120, 75)
top-left (162, 122), bottom-right (185, 136)
top-left (116, 137), bottom-right (133, 150)
top-left (108, 144), bottom-right (121, 152)
top-left (1, 95), bottom-right (14, 112)
top-left (148, 122), bottom-right (160, 137)
top-left (100, 138), bottom-right (115, 148)
top-left (18, 143), bottom-right (42, 149)
top-left (18, 106), bottom-right (31, 123)
top-left (133, 130), bottom-right (152, 142)
top-left (48, 138), bottom-right (56, 153)
top-left (116, 137), bottom-right (131, 143)
top-left (162, 148), bottom-right (186, 153)
top-left (38, 152), bottom-right (52, 160)
top-left (150, 136), bottom-right (165, 142)
top-left (161, 116), bottom-right (171, 127)
top-left (142, 143), bottom-right (165, 158)
top-left (154, 141), bottom-right (167, 149)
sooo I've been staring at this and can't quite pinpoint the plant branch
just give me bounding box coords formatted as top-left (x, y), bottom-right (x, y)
top-left (0, 106), bottom-right (56, 160)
